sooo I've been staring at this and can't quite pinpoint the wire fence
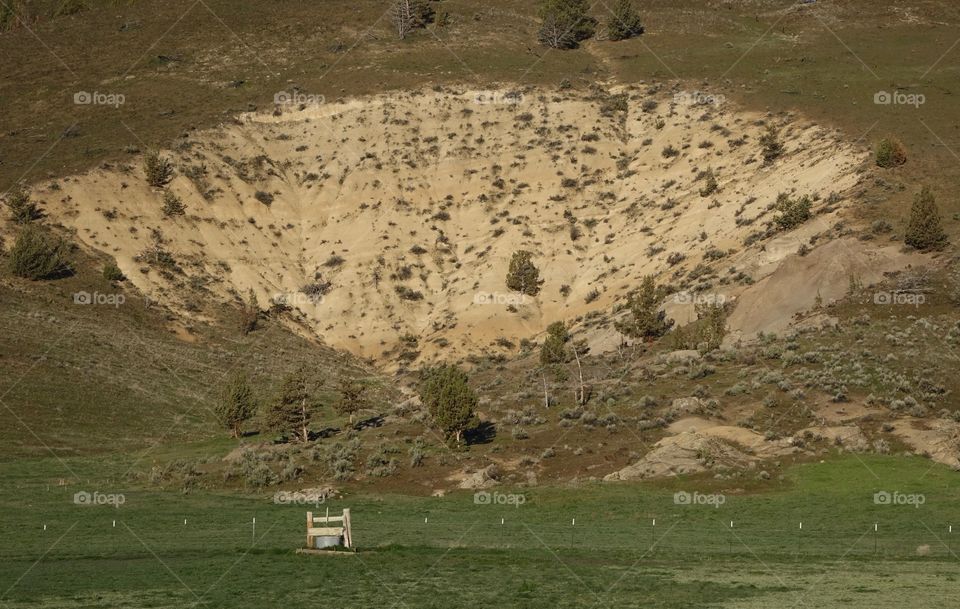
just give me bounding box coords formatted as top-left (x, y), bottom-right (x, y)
top-left (9, 512), bottom-right (958, 561)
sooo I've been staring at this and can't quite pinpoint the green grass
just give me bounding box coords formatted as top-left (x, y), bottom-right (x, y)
top-left (0, 454), bottom-right (958, 607)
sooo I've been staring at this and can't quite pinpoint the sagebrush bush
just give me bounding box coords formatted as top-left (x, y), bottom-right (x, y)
top-left (875, 137), bottom-right (907, 168)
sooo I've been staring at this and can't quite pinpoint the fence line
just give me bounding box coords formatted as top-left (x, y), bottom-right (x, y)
top-left (11, 514), bottom-right (957, 561)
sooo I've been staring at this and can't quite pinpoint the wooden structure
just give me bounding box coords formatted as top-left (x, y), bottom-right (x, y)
top-left (306, 508), bottom-right (352, 549)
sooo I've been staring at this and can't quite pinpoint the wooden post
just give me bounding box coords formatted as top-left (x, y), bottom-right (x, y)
top-left (306, 511), bottom-right (313, 548)
top-left (342, 509), bottom-right (352, 549)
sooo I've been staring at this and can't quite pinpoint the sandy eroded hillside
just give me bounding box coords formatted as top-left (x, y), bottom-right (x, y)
top-left (39, 85), bottom-right (870, 363)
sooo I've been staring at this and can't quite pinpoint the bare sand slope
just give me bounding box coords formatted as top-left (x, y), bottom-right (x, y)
top-left (38, 85), bottom-right (867, 363)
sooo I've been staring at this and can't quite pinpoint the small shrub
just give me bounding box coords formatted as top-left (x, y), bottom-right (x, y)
top-left (161, 190), bottom-right (186, 217)
top-left (103, 261), bottom-right (125, 282)
top-left (7, 225), bottom-right (70, 280)
top-left (773, 193), bottom-right (812, 230)
top-left (875, 138), bottom-right (907, 168)
top-left (759, 125), bottom-right (784, 164)
top-left (904, 186), bottom-right (947, 250)
top-left (143, 151), bottom-right (174, 187)
top-left (4, 184), bottom-right (42, 224)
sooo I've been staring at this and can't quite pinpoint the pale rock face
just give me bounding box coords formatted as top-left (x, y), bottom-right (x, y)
top-left (40, 86), bottom-right (868, 366)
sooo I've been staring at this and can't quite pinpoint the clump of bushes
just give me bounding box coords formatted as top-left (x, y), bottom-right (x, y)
top-left (875, 137), bottom-right (907, 168)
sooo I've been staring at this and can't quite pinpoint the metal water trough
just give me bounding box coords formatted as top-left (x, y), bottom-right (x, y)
top-left (313, 534), bottom-right (343, 549)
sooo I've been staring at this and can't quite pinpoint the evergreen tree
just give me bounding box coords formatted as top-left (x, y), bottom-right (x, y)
top-left (615, 275), bottom-right (673, 340)
top-left (4, 184), bottom-right (42, 224)
top-left (506, 250), bottom-right (542, 296)
top-left (240, 288), bottom-right (259, 335)
top-left (263, 367), bottom-right (317, 442)
top-left (143, 151), bottom-right (173, 188)
top-left (904, 186), bottom-right (947, 251)
top-left (335, 376), bottom-right (367, 425)
top-left (538, 0), bottom-right (596, 49)
top-left (540, 321), bottom-right (570, 364)
top-left (606, 0), bottom-right (644, 41)
top-left (216, 372), bottom-right (256, 438)
top-left (419, 365), bottom-right (479, 445)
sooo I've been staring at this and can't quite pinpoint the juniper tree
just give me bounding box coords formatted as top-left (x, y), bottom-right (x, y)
top-left (540, 321), bottom-right (570, 365)
top-left (4, 184), bottom-right (42, 224)
top-left (606, 0), bottom-right (644, 41)
top-left (419, 365), bottom-right (479, 445)
top-left (263, 366), bottom-right (317, 443)
top-left (335, 376), bottom-right (367, 425)
top-left (143, 151), bottom-right (174, 187)
top-left (506, 250), bottom-right (542, 296)
top-left (240, 288), bottom-right (259, 335)
top-left (216, 372), bottom-right (256, 438)
top-left (905, 186), bottom-right (947, 251)
top-left (615, 275), bottom-right (673, 340)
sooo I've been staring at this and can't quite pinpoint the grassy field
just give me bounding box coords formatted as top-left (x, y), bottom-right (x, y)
top-left (1, 454), bottom-right (958, 607)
